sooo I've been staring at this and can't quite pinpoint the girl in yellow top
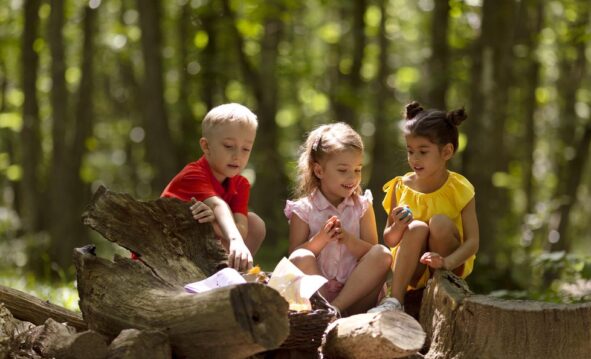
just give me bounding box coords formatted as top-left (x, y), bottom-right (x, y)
top-left (369, 101), bottom-right (480, 313)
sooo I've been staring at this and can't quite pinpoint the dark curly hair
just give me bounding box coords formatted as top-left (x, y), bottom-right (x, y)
top-left (402, 101), bottom-right (467, 153)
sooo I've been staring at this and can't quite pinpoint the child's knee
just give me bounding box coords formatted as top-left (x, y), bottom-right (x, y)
top-left (288, 248), bottom-right (316, 266)
top-left (428, 214), bottom-right (457, 239)
top-left (366, 244), bottom-right (392, 268)
top-left (247, 212), bottom-right (266, 241)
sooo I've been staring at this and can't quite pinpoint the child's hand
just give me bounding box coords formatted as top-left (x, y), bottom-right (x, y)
top-left (389, 205), bottom-right (413, 230)
top-left (420, 252), bottom-right (447, 270)
top-left (316, 216), bottom-right (340, 243)
top-left (190, 197), bottom-right (215, 223)
top-left (228, 239), bottom-right (253, 271)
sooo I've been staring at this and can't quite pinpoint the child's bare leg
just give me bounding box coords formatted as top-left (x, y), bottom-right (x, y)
top-left (390, 220), bottom-right (429, 304)
top-left (332, 244), bottom-right (391, 314)
top-left (289, 248), bottom-right (328, 297)
top-left (288, 248), bottom-right (322, 275)
top-left (428, 214), bottom-right (462, 275)
top-left (245, 212), bottom-right (266, 256)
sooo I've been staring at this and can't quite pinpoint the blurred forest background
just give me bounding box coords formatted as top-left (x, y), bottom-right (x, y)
top-left (0, 0), bottom-right (590, 310)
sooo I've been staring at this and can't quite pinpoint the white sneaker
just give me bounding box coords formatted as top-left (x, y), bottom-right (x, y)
top-left (367, 297), bottom-right (403, 313)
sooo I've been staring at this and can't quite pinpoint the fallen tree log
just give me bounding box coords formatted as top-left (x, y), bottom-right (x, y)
top-left (76, 186), bottom-right (290, 358)
top-left (106, 329), bottom-right (170, 359)
top-left (420, 270), bottom-right (591, 359)
top-left (0, 285), bottom-right (86, 331)
top-left (322, 311), bottom-right (425, 358)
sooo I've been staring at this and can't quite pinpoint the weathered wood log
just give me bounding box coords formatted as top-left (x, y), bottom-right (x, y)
top-left (0, 284), bottom-right (86, 331)
top-left (77, 186), bottom-right (290, 358)
top-left (16, 318), bottom-right (107, 359)
top-left (81, 185), bottom-right (228, 285)
top-left (322, 311), bottom-right (425, 359)
top-left (107, 329), bottom-right (171, 359)
top-left (420, 270), bottom-right (591, 359)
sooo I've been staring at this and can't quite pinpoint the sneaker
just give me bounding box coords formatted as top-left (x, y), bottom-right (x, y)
top-left (367, 297), bottom-right (403, 314)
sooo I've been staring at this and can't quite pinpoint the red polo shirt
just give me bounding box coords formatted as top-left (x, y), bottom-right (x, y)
top-left (161, 156), bottom-right (250, 216)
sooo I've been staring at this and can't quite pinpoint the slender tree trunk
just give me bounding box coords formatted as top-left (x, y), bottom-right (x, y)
top-left (221, 0), bottom-right (289, 246)
top-left (199, 4), bottom-right (220, 111)
top-left (546, 1), bottom-right (589, 257)
top-left (461, 0), bottom-right (516, 286)
top-left (20, 0), bottom-right (42, 232)
top-left (48, 0), bottom-right (73, 269)
top-left (137, 0), bottom-right (178, 192)
top-left (427, 0), bottom-right (450, 109)
top-left (177, 2), bottom-right (198, 164)
top-left (368, 0), bottom-right (403, 234)
top-left (68, 5), bottom-right (98, 247)
top-left (330, 1), bottom-right (367, 129)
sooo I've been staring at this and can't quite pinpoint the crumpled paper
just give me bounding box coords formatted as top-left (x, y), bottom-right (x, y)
top-left (267, 257), bottom-right (328, 311)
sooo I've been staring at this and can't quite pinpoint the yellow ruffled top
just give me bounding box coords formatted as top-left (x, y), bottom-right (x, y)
top-left (382, 171), bottom-right (476, 277)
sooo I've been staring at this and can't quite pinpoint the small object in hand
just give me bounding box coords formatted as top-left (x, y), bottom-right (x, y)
top-left (399, 207), bottom-right (412, 220)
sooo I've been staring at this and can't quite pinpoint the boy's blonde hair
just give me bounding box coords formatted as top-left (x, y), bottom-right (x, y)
top-left (295, 122), bottom-right (364, 198)
top-left (202, 103), bottom-right (258, 138)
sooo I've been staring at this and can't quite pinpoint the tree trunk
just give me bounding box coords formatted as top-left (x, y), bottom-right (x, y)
top-left (47, 0), bottom-right (74, 269)
top-left (329, 1), bottom-right (367, 129)
top-left (461, 0), bottom-right (516, 288)
top-left (427, 0), bottom-right (450, 109)
top-left (322, 312), bottom-right (425, 359)
top-left (546, 0), bottom-right (589, 255)
top-left (19, 0), bottom-right (42, 233)
top-left (77, 187), bottom-right (290, 358)
top-left (368, 0), bottom-right (403, 233)
top-left (221, 0), bottom-right (289, 246)
top-left (420, 271), bottom-right (591, 359)
top-left (137, 0), bottom-right (178, 191)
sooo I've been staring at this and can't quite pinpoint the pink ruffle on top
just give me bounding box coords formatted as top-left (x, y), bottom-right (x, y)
top-left (284, 189), bottom-right (373, 302)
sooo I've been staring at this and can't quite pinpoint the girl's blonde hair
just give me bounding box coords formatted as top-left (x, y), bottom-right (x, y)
top-left (295, 122), bottom-right (364, 198)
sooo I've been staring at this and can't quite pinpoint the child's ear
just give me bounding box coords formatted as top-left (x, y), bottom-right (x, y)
top-left (442, 143), bottom-right (454, 160)
top-left (199, 137), bottom-right (209, 154)
top-left (313, 162), bottom-right (323, 179)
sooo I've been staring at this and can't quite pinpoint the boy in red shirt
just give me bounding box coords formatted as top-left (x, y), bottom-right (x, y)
top-left (161, 103), bottom-right (265, 271)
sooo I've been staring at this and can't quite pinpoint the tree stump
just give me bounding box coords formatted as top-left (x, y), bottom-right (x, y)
top-left (421, 270), bottom-right (591, 359)
top-left (76, 186), bottom-right (290, 358)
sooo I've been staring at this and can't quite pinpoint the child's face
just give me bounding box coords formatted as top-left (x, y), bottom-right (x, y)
top-left (314, 149), bottom-right (363, 205)
top-left (405, 135), bottom-right (452, 178)
top-left (200, 123), bottom-right (256, 182)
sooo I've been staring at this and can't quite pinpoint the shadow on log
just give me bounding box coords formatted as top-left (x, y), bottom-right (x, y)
top-left (76, 186), bottom-right (290, 358)
top-left (421, 270), bottom-right (591, 359)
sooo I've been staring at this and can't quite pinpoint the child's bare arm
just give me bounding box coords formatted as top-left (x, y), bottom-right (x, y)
top-left (383, 200), bottom-right (412, 248)
top-left (421, 198), bottom-right (479, 270)
top-left (338, 206), bottom-right (377, 258)
top-left (203, 196), bottom-right (253, 270)
top-left (443, 198), bottom-right (479, 270)
top-left (288, 215), bottom-right (338, 255)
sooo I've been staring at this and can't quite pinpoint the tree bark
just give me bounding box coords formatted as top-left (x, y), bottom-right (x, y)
top-left (420, 271), bottom-right (591, 359)
top-left (77, 187), bottom-right (290, 358)
top-left (323, 312), bottom-right (425, 359)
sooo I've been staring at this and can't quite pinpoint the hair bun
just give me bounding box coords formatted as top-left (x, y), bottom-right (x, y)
top-left (446, 107), bottom-right (467, 126)
top-left (405, 101), bottom-right (423, 119)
